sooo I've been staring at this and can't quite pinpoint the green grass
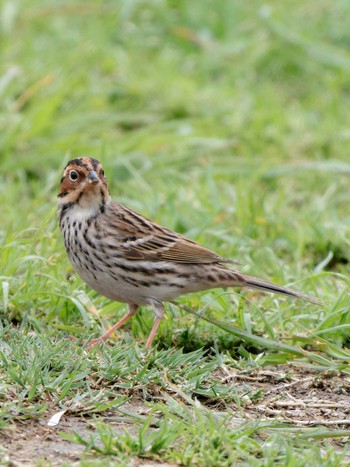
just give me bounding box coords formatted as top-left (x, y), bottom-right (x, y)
top-left (1, 0), bottom-right (350, 464)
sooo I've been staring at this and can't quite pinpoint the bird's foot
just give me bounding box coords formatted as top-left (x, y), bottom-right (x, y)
top-left (65, 335), bottom-right (105, 350)
top-left (85, 337), bottom-right (105, 350)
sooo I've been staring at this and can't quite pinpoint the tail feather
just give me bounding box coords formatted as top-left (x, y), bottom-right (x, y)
top-left (241, 274), bottom-right (324, 306)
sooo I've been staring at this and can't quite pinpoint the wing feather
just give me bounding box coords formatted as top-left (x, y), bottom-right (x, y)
top-left (103, 202), bottom-right (235, 264)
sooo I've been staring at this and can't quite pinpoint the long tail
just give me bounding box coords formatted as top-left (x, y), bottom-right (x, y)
top-left (240, 274), bottom-right (324, 306)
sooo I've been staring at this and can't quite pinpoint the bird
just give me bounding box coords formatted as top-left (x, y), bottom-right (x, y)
top-left (57, 157), bottom-right (321, 349)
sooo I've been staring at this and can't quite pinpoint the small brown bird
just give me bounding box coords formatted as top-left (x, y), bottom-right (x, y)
top-left (58, 157), bottom-right (321, 349)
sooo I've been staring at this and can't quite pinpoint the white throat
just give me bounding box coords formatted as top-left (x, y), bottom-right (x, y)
top-left (58, 191), bottom-right (110, 222)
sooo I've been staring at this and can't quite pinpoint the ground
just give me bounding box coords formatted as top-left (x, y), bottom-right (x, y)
top-left (2, 363), bottom-right (350, 465)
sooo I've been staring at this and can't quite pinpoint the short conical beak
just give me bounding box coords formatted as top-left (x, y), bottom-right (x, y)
top-left (87, 170), bottom-right (99, 184)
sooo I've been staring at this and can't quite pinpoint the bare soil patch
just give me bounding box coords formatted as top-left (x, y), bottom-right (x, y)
top-left (214, 364), bottom-right (350, 426)
top-left (1, 365), bottom-right (349, 465)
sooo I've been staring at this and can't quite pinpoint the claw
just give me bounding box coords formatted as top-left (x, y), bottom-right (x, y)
top-left (65, 335), bottom-right (103, 349)
top-left (85, 337), bottom-right (104, 350)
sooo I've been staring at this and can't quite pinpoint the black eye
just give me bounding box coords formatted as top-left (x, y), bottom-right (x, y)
top-left (69, 170), bottom-right (79, 181)
top-left (101, 169), bottom-right (105, 177)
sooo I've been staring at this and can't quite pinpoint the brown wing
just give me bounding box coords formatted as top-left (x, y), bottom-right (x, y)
top-left (126, 233), bottom-right (234, 264)
top-left (104, 202), bottom-right (235, 264)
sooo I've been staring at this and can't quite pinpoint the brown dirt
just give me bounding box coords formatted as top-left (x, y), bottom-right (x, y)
top-left (0, 418), bottom-right (91, 465)
top-left (214, 364), bottom-right (350, 426)
top-left (1, 365), bottom-right (350, 466)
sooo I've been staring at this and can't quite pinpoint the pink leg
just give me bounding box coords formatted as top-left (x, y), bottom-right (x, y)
top-left (145, 317), bottom-right (162, 349)
top-left (145, 301), bottom-right (165, 349)
top-left (87, 304), bottom-right (139, 349)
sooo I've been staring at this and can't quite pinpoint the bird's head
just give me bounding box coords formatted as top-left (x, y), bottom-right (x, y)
top-left (58, 157), bottom-right (110, 212)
